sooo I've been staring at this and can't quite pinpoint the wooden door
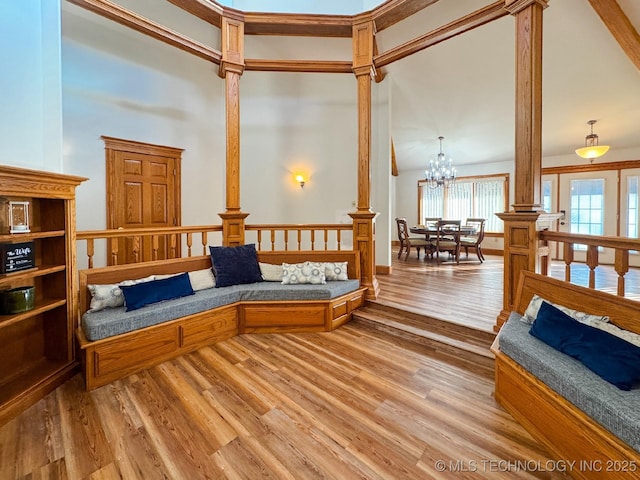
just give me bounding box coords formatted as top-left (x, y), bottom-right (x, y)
top-left (104, 137), bottom-right (182, 265)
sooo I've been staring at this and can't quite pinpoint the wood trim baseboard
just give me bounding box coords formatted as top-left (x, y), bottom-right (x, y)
top-left (376, 265), bottom-right (392, 275)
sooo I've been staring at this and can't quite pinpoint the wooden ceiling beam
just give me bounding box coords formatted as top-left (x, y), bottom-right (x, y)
top-left (374, 0), bottom-right (508, 68)
top-left (244, 59), bottom-right (352, 73)
top-left (588, 0), bottom-right (640, 71)
top-left (68, 0), bottom-right (221, 63)
top-left (167, 0), bottom-right (440, 37)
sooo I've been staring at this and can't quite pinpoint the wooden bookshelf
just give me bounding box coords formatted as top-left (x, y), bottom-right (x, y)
top-left (0, 166), bottom-right (86, 425)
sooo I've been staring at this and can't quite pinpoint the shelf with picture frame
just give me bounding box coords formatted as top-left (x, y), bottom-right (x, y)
top-left (0, 166), bottom-right (86, 426)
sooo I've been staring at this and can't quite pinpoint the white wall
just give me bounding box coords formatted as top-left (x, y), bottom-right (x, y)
top-left (62, 2), bottom-right (360, 255)
top-left (372, 79), bottom-right (392, 268)
top-left (0, 0), bottom-right (62, 172)
top-left (61, 2), bottom-right (226, 232)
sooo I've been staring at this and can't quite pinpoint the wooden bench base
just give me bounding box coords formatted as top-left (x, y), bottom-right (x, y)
top-left (493, 272), bottom-right (640, 480)
top-left (77, 251), bottom-right (365, 390)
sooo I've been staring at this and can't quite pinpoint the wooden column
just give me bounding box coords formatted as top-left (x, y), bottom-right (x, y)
top-left (350, 20), bottom-right (379, 299)
top-left (506, 0), bottom-right (547, 212)
top-left (218, 14), bottom-right (249, 246)
top-left (496, 0), bottom-right (549, 330)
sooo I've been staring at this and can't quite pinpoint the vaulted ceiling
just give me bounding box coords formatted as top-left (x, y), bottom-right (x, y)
top-left (69, 0), bottom-right (640, 173)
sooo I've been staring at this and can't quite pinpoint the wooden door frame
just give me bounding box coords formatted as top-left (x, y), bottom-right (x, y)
top-left (103, 135), bottom-right (183, 246)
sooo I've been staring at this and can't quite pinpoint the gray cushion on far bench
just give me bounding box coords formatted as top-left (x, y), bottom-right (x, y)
top-left (82, 279), bottom-right (360, 342)
top-left (499, 312), bottom-right (640, 453)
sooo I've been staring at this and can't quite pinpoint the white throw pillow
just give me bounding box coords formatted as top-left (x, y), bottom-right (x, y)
top-left (188, 268), bottom-right (215, 291)
top-left (281, 261), bottom-right (326, 285)
top-left (260, 262), bottom-right (284, 282)
top-left (324, 261), bottom-right (348, 281)
top-left (87, 275), bottom-right (155, 312)
top-left (522, 294), bottom-right (610, 325)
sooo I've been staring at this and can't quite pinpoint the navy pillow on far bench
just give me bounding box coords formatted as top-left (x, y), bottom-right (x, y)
top-left (530, 301), bottom-right (640, 390)
top-left (209, 243), bottom-right (264, 288)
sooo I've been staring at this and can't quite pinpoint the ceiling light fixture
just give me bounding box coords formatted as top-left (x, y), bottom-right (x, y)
top-left (575, 120), bottom-right (610, 162)
top-left (425, 136), bottom-right (456, 189)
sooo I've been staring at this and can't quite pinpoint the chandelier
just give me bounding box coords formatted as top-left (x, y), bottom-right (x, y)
top-left (575, 120), bottom-right (610, 162)
top-left (425, 136), bottom-right (456, 189)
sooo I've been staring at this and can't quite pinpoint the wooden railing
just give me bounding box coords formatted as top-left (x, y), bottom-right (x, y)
top-left (245, 223), bottom-right (352, 251)
top-left (539, 230), bottom-right (640, 297)
top-left (77, 223), bottom-right (353, 268)
top-left (77, 225), bottom-right (223, 268)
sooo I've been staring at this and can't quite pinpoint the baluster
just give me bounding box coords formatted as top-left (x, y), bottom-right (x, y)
top-left (323, 229), bottom-right (328, 250)
top-left (132, 236), bottom-right (140, 263)
top-left (337, 230), bottom-right (342, 251)
top-left (86, 238), bottom-right (94, 269)
top-left (111, 239), bottom-right (118, 266)
top-left (202, 231), bottom-right (208, 255)
top-left (539, 237), bottom-right (549, 276)
top-left (563, 243), bottom-right (574, 282)
top-left (586, 245), bottom-right (599, 289)
top-left (284, 230), bottom-right (289, 251)
top-left (186, 232), bottom-right (193, 257)
top-left (256, 230), bottom-right (262, 251)
top-left (297, 229), bottom-right (302, 250)
top-left (152, 235), bottom-right (159, 261)
top-left (270, 229), bottom-right (276, 251)
top-left (170, 234), bottom-right (177, 258)
top-left (615, 249), bottom-right (629, 297)
top-left (310, 230), bottom-right (315, 251)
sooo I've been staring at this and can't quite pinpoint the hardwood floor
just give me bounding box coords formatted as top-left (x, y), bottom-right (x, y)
top-left (5, 252), bottom-right (636, 479)
top-left (0, 324), bottom-right (569, 479)
top-left (379, 250), bottom-right (640, 332)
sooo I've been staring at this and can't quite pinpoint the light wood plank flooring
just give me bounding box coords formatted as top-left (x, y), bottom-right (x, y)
top-left (380, 250), bottom-right (640, 332)
top-left (0, 324), bottom-right (569, 479)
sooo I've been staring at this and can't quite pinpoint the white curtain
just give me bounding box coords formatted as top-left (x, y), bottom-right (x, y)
top-left (421, 185), bottom-right (444, 221)
top-left (475, 179), bottom-right (505, 232)
top-left (447, 182), bottom-right (472, 221)
top-left (419, 177), bottom-right (505, 232)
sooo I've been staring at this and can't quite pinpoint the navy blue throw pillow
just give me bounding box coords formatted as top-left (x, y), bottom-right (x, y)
top-left (530, 301), bottom-right (640, 390)
top-left (120, 272), bottom-right (194, 311)
top-left (209, 243), bottom-right (263, 288)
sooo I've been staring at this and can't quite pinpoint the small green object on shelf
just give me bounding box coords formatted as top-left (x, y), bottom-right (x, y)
top-left (0, 286), bottom-right (35, 314)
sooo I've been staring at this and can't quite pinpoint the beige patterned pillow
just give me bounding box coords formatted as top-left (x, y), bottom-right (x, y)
top-left (522, 294), bottom-right (609, 325)
top-left (324, 261), bottom-right (348, 281)
top-left (260, 262), bottom-right (284, 282)
top-left (281, 261), bottom-right (326, 285)
top-left (87, 275), bottom-right (155, 312)
top-left (188, 269), bottom-right (215, 291)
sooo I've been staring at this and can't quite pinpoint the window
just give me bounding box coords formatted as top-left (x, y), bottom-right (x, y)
top-left (628, 176), bottom-right (638, 238)
top-left (569, 179), bottom-right (604, 236)
top-left (542, 179), bottom-right (552, 212)
top-left (418, 174), bottom-right (508, 232)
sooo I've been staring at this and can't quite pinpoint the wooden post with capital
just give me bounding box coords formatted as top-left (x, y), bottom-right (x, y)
top-left (496, 0), bottom-right (549, 330)
top-left (218, 14), bottom-right (249, 246)
top-left (350, 19), bottom-right (379, 299)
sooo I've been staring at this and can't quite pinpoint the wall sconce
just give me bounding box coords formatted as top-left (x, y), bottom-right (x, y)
top-left (295, 174), bottom-right (307, 188)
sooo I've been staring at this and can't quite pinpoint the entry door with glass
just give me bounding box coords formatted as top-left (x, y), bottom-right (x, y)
top-left (557, 171), bottom-right (617, 264)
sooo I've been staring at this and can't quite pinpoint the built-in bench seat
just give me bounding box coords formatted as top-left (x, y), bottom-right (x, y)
top-left (499, 312), bottom-right (640, 454)
top-left (492, 271), bottom-right (640, 480)
top-left (82, 279), bottom-right (361, 341)
top-left (76, 251), bottom-right (367, 390)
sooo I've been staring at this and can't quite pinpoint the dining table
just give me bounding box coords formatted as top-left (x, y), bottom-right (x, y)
top-left (409, 224), bottom-right (477, 238)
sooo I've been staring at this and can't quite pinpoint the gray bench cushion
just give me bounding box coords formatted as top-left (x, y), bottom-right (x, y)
top-left (499, 312), bottom-right (640, 453)
top-left (82, 279), bottom-right (360, 342)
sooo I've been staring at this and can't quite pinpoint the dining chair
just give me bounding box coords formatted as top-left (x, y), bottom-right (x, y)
top-left (423, 217), bottom-right (442, 241)
top-left (461, 217), bottom-right (486, 263)
top-left (395, 217), bottom-right (432, 260)
top-left (430, 220), bottom-right (461, 265)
